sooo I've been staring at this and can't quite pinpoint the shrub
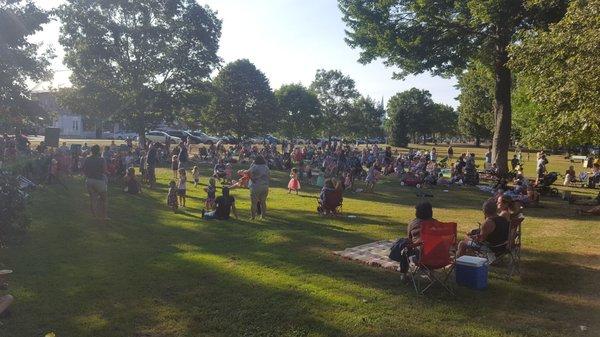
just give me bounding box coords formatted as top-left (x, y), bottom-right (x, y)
top-left (0, 172), bottom-right (29, 244)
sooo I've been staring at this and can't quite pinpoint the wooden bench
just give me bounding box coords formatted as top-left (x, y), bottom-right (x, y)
top-left (570, 155), bottom-right (587, 163)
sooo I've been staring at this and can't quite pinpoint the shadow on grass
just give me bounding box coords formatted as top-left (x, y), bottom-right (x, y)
top-left (4, 174), bottom-right (599, 337)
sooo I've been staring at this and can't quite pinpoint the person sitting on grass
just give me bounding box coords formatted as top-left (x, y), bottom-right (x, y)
top-left (564, 165), bottom-right (577, 186)
top-left (124, 167), bottom-right (141, 194)
top-left (202, 187), bottom-right (237, 220)
top-left (457, 200), bottom-right (510, 257)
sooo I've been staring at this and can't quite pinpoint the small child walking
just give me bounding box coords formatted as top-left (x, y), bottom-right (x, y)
top-left (171, 154), bottom-right (179, 179)
top-left (288, 168), bottom-right (301, 194)
top-left (204, 177), bottom-right (217, 210)
top-left (167, 180), bottom-right (178, 212)
top-left (177, 168), bottom-right (187, 207)
top-left (192, 166), bottom-right (201, 187)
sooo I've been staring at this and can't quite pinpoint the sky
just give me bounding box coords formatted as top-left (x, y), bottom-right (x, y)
top-left (31, 0), bottom-right (459, 107)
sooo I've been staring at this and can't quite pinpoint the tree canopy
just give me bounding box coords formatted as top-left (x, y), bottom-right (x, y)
top-left (510, 0), bottom-right (600, 147)
top-left (345, 96), bottom-right (384, 140)
top-left (310, 69), bottom-right (360, 137)
top-left (0, 0), bottom-right (52, 130)
top-left (202, 59), bottom-right (279, 138)
top-left (274, 84), bottom-right (322, 140)
top-left (456, 62), bottom-right (495, 146)
top-left (57, 0), bottom-right (221, 144)
top-left (339, 0), bottom-right (568, 173)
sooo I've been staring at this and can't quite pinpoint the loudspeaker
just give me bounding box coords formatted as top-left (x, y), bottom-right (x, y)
top-left (44, 128), bottom-right (60, 147)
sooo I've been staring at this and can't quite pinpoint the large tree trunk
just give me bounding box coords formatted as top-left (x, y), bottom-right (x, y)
top-left (475, 137), bottom-right (481, 147)
top-left (492, 43), bottom-right (512, 176)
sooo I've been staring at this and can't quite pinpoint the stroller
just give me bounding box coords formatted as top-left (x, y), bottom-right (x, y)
top-left (536, 172), bottom-right (560, 197)
top-left (400, 172), bottom-right (423, 188)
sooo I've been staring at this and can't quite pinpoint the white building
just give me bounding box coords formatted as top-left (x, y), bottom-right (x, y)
top-left (32, 91), bottom-right (95, 138)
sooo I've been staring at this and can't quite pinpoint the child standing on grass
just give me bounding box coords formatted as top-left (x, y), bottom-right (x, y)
top-left (204, 177), bottom-right (217, 210)
top-left (225, 163), bottom-right (233, 183)
top-left (192, 166), bottom-right (201, 187)
top-left (365, 164), bottom-right (381, 193)
top-left (177, 168), bottom-right (187, 208)
top-left (288, 168), bottom-right (300, 194)
top-left (167, 180), bottom-right (178, 212)
top-left (171, 154), bottom-right (179, 179)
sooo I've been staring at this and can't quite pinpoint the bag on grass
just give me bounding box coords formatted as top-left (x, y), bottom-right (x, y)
top-left (389, 238), bottom-right (408, 262)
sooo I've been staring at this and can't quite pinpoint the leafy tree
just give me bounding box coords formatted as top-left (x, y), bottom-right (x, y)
top-left (456, 62), bottom-right (495, 146)
top-left (309, 69), bottom-right (359, 137)
top-left (511, 0), bottom-right (600, 147)
top-left (385, 88), bottom-right (434, 147)
top-left (203, 59), bottom-right (279, 138)
top-left (57, 0), bottom-right (221, 145)
top-left (0, 0), bottom-right (52, 130)
top-left (274, 84), bottom-right (322, 140)
top-left (345, 96), bottom-right (384, 140)
top-left (339, 0), bottom-right (568, 174)
top-left (432, 103), bottom-right (458, 139)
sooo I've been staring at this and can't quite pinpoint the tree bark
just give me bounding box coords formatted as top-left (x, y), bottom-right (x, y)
top-left (475, 137), bottom-right (481, 147)
top-left (492, 42), bottom-right (512, 176)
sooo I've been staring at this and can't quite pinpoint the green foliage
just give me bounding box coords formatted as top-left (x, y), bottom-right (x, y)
top-left (0, 172), bottom-right (29, 243)
top-left (0, 0), bottom-right (53, 129)
top-left (57, 0), bottom-right (221, 140)
top-left (511, 0), bottom-right (600, 147)
top-left (274, 84), bottom-right (322, 139)
top-left (339, 0), bottom-right (568, 173)
top-left (345, 96), bottom-right (385, 139)
top-left (385, 88), bottom-right (433, 146)
top-left (310, 69), bottom-right (359, 137)
top-left (203, 59), bottom-right (279, 138)
top-left (456, 62), bottom-right (495, 144)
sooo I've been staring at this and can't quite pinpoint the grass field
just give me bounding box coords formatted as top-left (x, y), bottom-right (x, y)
top-left (2, 145), bottom-right (599, 337)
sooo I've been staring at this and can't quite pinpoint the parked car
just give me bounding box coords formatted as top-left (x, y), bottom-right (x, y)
top-left (115, 131), bottom-right (139, 140)
top-left (264, 134), bottom-right (279, 144)
top-left (189, 131), bottom-right (219, 144)
top-left (249, 136), bottom-right (265, 144)
top-left (145, 131), bottom-right (181, 144)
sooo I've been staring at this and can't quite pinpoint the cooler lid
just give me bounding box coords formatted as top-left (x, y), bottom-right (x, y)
top-left (456, 255), bottom-right (487, 267)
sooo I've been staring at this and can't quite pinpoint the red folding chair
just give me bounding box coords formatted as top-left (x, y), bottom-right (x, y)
top-left (409, 220), bottom-right (457, 295)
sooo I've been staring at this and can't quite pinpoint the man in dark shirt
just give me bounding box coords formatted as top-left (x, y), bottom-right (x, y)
top-left (82, 145), bottom-right (109, 220)
top-left (202, 187), bottom-right (237, 220)
top-left (146, 142), bottom-right (159, 188)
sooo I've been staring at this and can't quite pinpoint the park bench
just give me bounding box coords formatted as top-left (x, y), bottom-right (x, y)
top-left (570, 155), bottom-right (587, 163)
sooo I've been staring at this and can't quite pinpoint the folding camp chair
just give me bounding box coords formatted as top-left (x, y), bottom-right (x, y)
top-left (477, 217), bottom-right (524, 280)
top-left (317, 186), bottom-right (343, 216)
top-left (408, 220), bottom-right (457, 295)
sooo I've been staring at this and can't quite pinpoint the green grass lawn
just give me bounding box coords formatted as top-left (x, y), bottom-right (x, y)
top-left (2, 146), bottom-right (599, 337)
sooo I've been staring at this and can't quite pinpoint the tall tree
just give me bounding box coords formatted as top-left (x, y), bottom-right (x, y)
top-left (432, 103), bottom-right (458, 139)
top-left (456, 62), bottom-right (495, 147)
top-left (0, 0), bottom-right (52, 130)
top-left (203, 59), bottom-right (279, 138)
top-left (339, 0), bottom-right (568, 174)
top-left (346, 96), bottom-right (384, 139)
top-left (385, 88), bottom-right (434, 147)
top-left (511, 0), bottom-right (600, 147)
top-left (309, 69), bottom-right (359, 137)
top-left (57, 0), bottom-right (221, 145)
top-left (274, 84), bottom-right (322, 139)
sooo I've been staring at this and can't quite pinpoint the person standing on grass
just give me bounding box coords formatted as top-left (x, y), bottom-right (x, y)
top-left (82, 145), bottom-right (109, 221)
top-left (248, 155), bottom-right (270, 220)
top-left (146, 142), bottom-right (159, 188)
top-left (178, 141), bottom-right (189, 170)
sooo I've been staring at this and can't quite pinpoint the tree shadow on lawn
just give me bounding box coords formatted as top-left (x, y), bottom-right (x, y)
top-left (6, 176), bottom-right (599, 337)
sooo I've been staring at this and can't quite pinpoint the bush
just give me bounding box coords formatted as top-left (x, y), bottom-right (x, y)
top-left (0, 172), bottom-right (29, 244)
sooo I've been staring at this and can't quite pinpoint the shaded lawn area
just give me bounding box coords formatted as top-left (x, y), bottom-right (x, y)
top-left (2, 163), bottom-right (599, 337)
